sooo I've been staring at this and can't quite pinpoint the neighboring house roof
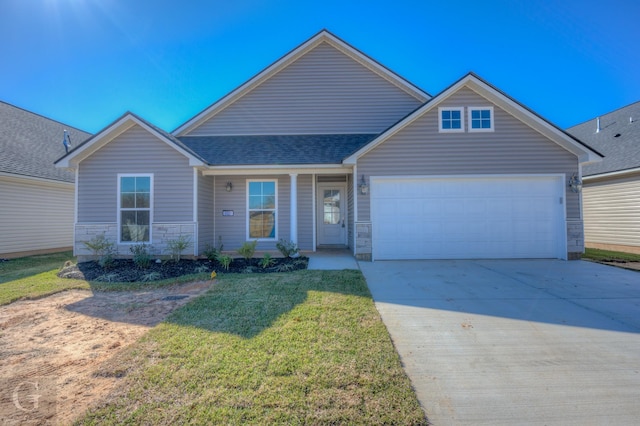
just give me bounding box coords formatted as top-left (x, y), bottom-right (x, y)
top-left (173, 29), bottom-right (430, 136)
top-left (567, 101), bottom-right (640, 177)
top-left (344, 72), bottom-right (603, 165)
top-left (55, 112), bottom-right (206, 168)
top-left (179, 134), bottom-right (377, 165)
top-left (0, 100), bottom-right (91, 183)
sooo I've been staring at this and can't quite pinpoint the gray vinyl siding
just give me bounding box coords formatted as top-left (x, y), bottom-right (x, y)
top-left (186, 42), bottom-right (422, 136)
top-left (0, 176), bottom-right (73, 256)
top-left (77, 125), bottom-right (193, 223)
top-left (297, 174), bottom-right (313, 251)
top-left (213, 175), bottom-right (291, 252)
top-left (357, 88), bottom-right (579, 221)
top-left (198, 174), bottom-right (214, 254)
top-left (583, 173), bottom-right (640, 248)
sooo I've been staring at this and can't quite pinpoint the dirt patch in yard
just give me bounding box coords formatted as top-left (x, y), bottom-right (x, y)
top-left (0, 280), bottom-right (213, 425)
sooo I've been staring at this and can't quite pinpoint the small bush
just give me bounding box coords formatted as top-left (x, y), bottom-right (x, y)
top-left (166, 235), bottom-right (191, 263)
top-left (141, 272), bottom-right (162, 282)
top-left (276, 239), bottom-right (299, 258)
top-left (203, 244), bottom-right (219, 261)
top-left (195, 265), bottom-right (209, 274)
top-left (276, 262), bottom-right (296, 272)
top-left (130, 244), bottom-right (152, 269)
top-left (95, 272), bottom-right (121, 283)
top-left (260, 253), bottom-right (275, 269)
top-left (84, 233), bottom-right (116, 269)
top-left (219, 255), bottom-right (232, 271)
top-left (237, 240), bottom-right (258, 263)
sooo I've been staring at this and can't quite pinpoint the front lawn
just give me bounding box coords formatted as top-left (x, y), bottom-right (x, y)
top-left (80, 270), bottom-right (428, 425)
top-left (0, 251), bottom-right (89, 305)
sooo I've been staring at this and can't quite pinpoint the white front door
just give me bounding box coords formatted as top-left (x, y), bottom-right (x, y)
top-left (317, 184), bottom-right (347, 246)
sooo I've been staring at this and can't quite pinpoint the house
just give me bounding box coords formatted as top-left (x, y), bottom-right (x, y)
top-left (55, 30), bottom-right (601, 261)
top-left (567, 101), bottom-right (640, 254)
top-left (0, 101), bottom-right (91, 258)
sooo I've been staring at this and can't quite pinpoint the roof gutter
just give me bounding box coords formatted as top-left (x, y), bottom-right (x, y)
top-left (583, 166), bottom-right (640, 182)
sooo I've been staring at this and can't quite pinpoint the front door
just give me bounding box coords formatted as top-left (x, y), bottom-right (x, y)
top-left (317, 185), bottom-right (347, 246)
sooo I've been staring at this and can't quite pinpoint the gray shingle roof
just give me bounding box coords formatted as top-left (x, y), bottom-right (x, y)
top-left (567, 101), bottom-right (640, 176)
top-left (178, 134), bottom-right (378, 165)
top-left (0, 101), bottom-right (91, 183)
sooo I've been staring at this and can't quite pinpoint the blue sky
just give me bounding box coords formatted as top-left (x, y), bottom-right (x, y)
top-left (1, 0), bottom-right (638, 134)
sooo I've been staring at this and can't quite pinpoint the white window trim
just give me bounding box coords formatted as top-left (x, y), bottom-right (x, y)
top-left (117, 173), bottom-right (154, 244)
top-left (468, 106), bottom-right (494, 132)
top-left (438, 107), bottom-right (465, 133)
top-left (246, 178), bottom-right (278, 241)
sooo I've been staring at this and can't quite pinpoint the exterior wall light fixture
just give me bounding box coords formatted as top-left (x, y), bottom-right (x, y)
top-left (569, 174), bottom-right (582, 193)
top-left (359, 175), bottom-right (369, 195)
top-left (226, 181), bottom-right (233, 192)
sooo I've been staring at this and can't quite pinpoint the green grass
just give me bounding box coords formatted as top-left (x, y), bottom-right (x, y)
top-left (583, 248), bottom-right (640, 262)
top-left (0, 252), bottom-right (217, 305)
top-left (0, 251), bottom-right (89, 305)
top-left (80, 270), bottom-right (428, 425)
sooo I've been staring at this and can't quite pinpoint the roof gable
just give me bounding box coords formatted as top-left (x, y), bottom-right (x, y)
top-left (344, 73), bottom-right (603, 165)
top-left (173, 30), bottom-right (430, 136)
top-left (0, 101), bottom-right (91, 183)
top-left (567, 101), bottom-right (640, 177)
top-left (55, 113), bottom-right (205, 168)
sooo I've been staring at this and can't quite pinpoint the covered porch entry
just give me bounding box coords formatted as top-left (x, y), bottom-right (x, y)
top-left (200, 168), bottom-right (355, 253)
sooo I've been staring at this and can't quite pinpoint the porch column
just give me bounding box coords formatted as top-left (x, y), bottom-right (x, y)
top-left (289, 173), bottom-right (298, 245)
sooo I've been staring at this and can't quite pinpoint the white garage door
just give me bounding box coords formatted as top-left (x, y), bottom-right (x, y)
top-left (371, 176), bottom-right (565, 260)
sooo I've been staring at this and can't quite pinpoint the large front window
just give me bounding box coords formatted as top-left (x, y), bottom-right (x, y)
top-left (119, 174), bottom-right (152, 243)
top-left (247, 180), bottom-right (277, 239)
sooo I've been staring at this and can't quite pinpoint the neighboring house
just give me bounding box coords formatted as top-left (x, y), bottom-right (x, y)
top-left (0, 101), bottom-right (91, 258)
top-left (55, 30), bottom-right (601, 261)
top-left (567, 101), bottom-right (640, 254)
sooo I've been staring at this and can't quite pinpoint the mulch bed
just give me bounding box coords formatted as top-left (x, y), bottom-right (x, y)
top-left (58, 257), bottom-right (309, 282)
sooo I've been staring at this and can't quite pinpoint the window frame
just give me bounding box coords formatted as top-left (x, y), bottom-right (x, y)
top-left (468, 106), bottom-right (494, 132)
top-left (246, 178), bottom-right (278, 241)
top-left (117, 173), bottom-right (153, 244)
top-left (438, 107), bottom-right (465, 133)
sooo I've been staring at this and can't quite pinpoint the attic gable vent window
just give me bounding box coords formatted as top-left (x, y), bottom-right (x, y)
top-left (439, 107), bottom-right (465, 133)
top-left (469, 107), bottom-right (494, 132)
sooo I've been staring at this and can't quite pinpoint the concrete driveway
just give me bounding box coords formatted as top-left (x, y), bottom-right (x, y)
top-left (359, 260), bottom-right (640, 425)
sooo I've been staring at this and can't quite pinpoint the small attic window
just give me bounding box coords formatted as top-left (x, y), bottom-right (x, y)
top-left (468, 107), bottom-right (494, 132)
top-left (439, 107), bottom-right (464, 132)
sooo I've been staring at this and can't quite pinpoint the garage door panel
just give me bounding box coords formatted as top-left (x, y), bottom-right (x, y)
top-left (372, 176), bottom-right (564, 260)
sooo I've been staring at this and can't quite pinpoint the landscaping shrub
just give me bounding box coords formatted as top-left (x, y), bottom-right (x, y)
top-left (276, 239), bottom-right (299, 258)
